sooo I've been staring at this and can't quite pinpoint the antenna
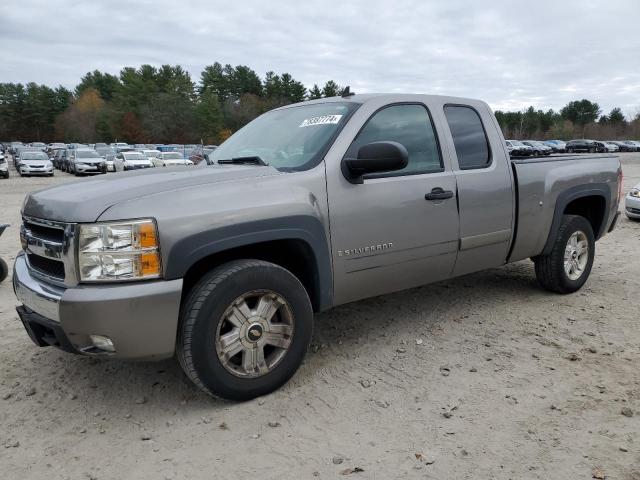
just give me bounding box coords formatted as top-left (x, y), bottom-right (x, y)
top-left (341, 86), bottom-right (355, 97)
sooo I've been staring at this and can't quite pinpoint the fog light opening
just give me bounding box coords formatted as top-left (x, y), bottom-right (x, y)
top-left (88, 335), bottom-right (116, 353)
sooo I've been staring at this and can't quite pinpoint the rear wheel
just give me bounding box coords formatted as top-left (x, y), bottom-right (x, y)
top-left (177, 260), bottom-right (313, 400)
top-left (533, 215), bottom-right (594, 293)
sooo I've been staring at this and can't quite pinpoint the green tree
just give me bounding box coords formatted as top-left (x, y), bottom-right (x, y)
top-left (195, 90), bottom-right (224, 144)
top-left (560, 99), bottom-right (601, 127)
top-left (308, 84), bottom-right (322, 100)
top-left (321, 80), bottom-right (340, 97)
top-left (608, 107), bottom-right (625, 125)
top-left (200, 62), bottom-right (230, 100)
top-left (75, 70), bottom-right (121, 101)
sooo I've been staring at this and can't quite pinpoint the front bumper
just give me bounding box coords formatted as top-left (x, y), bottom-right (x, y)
top-left (124, 164), bottom-right (153, 170)
top-left (20, 167), bottom-right (53, 175)
top-left (75, 163), bottom-right (106, 173)
top-left (13, 253), bottom-right (183, 360)
top-left (626, 195), bottom-right (640, 219)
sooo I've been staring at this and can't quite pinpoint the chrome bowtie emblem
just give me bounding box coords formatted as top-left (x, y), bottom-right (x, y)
top-left (249, 328), bottom-right (262, 339)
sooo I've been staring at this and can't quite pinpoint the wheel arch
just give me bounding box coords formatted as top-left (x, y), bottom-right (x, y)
top-left (542, 184), bottom-right (611, 255)
top-left (164, 216), bottom-right (332, 312)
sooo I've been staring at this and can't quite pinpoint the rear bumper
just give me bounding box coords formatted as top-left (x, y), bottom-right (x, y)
top-left (13, 253), bottom-right (183, 360)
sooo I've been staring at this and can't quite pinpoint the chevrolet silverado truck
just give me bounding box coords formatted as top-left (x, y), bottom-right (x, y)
top-left (13, 94), bottom-right (622, 400)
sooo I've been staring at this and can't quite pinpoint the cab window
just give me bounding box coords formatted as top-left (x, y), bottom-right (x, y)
top-left (444, 105), bottom-right (491, 170)
top-left (346, 103), bottom-right (442, 177)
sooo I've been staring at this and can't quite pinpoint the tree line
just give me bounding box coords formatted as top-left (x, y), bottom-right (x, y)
top-left (1, 64), bottom-right (639, 144)
top-left (495, 99), bottom-right (640, 140)
top-left (0, 63), bottom-right (345, 144)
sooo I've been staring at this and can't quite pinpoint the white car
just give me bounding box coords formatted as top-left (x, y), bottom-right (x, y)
top-left (0, 154), bottom-right (9, 178)
top-left (141, 149), bottom-right (162, 160)
top-left (151, 151), bottom-right (194, 167)
top-left (598, 141), bottom-right (619, 153)
top-left (114, 151), bottom-right (154, 172)
top-left (626, 183), bottom-right (640, 220)
top-left (17, 151), bottom-right (54, 177)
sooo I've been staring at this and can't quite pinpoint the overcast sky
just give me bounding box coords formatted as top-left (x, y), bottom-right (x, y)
top-left (1, 0), bottom-right (638, 116)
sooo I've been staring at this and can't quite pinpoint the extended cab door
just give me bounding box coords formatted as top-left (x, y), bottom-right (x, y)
top-left (441, 103), bottom-right (514, 276)
top-left (326, 101), bottom-right (460, 306)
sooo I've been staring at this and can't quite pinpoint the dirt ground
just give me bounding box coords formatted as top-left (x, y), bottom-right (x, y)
top-left (0, 154), bottom-right (639, 480)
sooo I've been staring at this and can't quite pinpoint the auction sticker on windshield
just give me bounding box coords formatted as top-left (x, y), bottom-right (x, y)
top-left (299, 115), bottom-right (343, 127)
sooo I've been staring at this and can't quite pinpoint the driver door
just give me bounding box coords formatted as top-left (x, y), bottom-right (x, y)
top-left (327, 102), bottom-right (459, 305)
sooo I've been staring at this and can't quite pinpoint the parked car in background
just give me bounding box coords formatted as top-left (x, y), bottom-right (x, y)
top-left (522, 140), bottom-right (552, 156)
top-left (624, 141), bottom-right (640, 151)
top-left (626, 184), bottom-right (640, 220)
top-left (505, 140), bottom-right (532, 156)
top-left (114, 151), bottom-right (155, 171)
top-left (151, 151), bottom-right (194, 167)
top-left (68, 143), bottom-right (89, 150)
top-left (0, 154), bottom-right (9, 178)
top-left (9, 142), bottom-right (23, 154)
top-left (69, 149), bottom-right (107, 175)
top-left (96, 146), bottom-right (117, 172)
top-left (16, 150), bottom-right (54, 176)
top-left (544, 140), bottom-right (566, 153)
top-left (52, 149), bottom-right (67, 169)
top-left (597, 141), bottom-right (618, 153)
top-left (141, 149), bottom-right (162, 159)
top-left (565, 139), bottom-right (600, 153)
top-left (609, 141), bottom-right (635, 152)
top-left (29, 142), bottom-right (46, 151)
top-left (13, 146), bottom-right (43, 165)
top-left (47, 146), bottom-right (66, 160)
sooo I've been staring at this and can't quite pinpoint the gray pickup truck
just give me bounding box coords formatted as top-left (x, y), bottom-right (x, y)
top-left (13, 94), bottom-right (622, 400)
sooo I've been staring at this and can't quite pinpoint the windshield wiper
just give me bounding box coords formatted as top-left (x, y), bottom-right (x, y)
top-left (217, 156), bottom-right (269, 166)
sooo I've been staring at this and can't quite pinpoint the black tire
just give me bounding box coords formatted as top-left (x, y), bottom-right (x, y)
top-left (533, 215), bottom-right (595, 294)
top-left (177, 259), bottom-right (313, 400)
top-left (0, 258), bottom-right (8, 283)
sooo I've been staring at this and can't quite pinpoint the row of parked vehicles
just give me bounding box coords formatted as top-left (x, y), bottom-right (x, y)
top-left (505, 139), bottom-right (640, 157)
top-left (0, 141), bottom-right (219, 178)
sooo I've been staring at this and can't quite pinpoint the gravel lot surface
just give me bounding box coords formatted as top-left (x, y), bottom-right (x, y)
top-left (1, 154), bottom-right (639, 479)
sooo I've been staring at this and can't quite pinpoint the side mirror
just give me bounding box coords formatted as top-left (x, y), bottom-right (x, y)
top-left (342, 141), bottom-right (408, 184)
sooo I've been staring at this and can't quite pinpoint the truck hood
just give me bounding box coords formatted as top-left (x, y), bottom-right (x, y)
top-left (22, 165), bottom-right (281, 223)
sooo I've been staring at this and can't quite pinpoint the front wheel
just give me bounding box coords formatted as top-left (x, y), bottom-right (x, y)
top-left (177, 260), bottom-right (313, 400)
top-left (533, 215), bottom-right (595, 293)
top-left (0, 258), bottom-right (8, 283)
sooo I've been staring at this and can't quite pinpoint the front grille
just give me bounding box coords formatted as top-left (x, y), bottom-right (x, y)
top-left (23, 220), bottom-right (64, 243)
top-left (21, 216), bottom-right (78, 286)
top-left (628, 207), bottom-right (640, 214)
top-left (27, 253), bottom-right (65, 279)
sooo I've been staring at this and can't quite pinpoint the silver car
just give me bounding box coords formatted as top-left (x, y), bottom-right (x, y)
top-left (17, 151), bottom-right (54, 177)
top-left (626, 183), bottom-right (640, 220)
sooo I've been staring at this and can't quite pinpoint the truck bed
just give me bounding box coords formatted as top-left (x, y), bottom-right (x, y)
top-left (508, 154), bottom-right (620, 263)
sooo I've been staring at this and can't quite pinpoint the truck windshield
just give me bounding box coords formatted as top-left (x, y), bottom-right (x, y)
top-left (209, 102), bottom-right (358, 171)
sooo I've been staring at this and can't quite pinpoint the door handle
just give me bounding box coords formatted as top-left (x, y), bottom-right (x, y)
top-left (425, 187), bottom-right (454, 201)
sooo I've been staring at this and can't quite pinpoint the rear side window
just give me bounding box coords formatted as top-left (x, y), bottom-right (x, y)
top-left (444, 105), bottom-right (491, 170)
top-left (347, 104), bottom-right (442, 176)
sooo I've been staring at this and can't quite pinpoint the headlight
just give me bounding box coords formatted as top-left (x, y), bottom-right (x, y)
top-left (630, 189), bottom-right (640, 198)
top-left (78, 219), bottom-right (161, 282)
